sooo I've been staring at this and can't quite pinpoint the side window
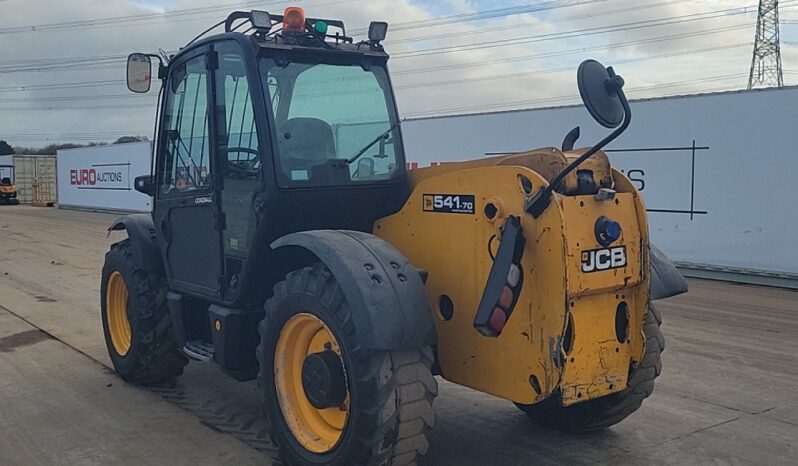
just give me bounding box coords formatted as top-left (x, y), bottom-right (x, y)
top-left (160, 53), bottom-right (210, 195)
top-left (266, 75), bottom-right (280, 115)
top-left (215, 42), bottom-right (262, 256)
top-left (218, 46), bottom-right (259, 175)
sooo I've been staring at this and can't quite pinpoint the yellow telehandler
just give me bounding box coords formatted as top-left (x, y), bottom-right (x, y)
top-left (102, 7), bottom-right (687, 465)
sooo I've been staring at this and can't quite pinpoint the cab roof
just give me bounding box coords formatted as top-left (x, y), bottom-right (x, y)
top-left (183, 9), bottom-right (389, 60)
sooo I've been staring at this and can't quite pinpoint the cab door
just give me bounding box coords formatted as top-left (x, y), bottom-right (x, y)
top-left (153, 46), bottom-right (224, 297)
top-left (212, 40), bottom-right (268, 302)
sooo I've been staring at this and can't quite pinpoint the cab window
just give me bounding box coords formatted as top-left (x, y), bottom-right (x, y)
top-left (214, 41), bottom-right (262, 256)
top-left (261, 60), bottom-right (403, 187)
top-left (160, 53), bottom-right (211, 195)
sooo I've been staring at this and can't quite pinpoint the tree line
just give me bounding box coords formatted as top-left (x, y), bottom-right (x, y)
top-left (0, 136), bottom-right (148, 156)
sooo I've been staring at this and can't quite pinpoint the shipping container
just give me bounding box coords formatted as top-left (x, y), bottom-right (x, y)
top-left (11, 155), bottom-right (58, 205)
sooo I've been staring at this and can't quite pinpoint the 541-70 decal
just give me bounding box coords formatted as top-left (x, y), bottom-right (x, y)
top-left (423, 194), bottom-right (476, 214)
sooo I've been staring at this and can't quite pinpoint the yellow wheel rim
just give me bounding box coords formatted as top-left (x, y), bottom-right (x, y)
top-left (274, 313), bottom-right (349, 453)
top-left (106, 271), bottom-right (132, 356)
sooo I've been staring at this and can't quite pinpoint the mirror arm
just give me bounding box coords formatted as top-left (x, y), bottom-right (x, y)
top-left (526, 72), bottom-right (631, 219)
top-left (142, 53), bottom-right (165, 69)
top-left (158, 62), bottom-right (169, 80)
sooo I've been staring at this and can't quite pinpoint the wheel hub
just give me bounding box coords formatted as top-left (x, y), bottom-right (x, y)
top-left (302, 350), bottom-right (347, 409)
top-left (273, 313), bottom-right (350, 453)
top-left (106, 271), bottom-right (132, 356)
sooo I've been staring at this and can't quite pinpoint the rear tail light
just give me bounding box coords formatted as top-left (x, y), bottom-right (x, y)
top-left (474, 216), bottom-right (526, 337)
top-left (489, 308), bottom-right (507, 334)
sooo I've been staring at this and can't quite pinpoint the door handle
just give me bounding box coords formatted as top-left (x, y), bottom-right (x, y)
top-left (159, 216), bottom-right (172, 244)
top-left (254, 197), bottom-right (266, 215)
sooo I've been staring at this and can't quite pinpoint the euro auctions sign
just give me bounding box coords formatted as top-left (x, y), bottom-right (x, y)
top-left (57, 142), bottom-right (152, 212)
top-left (69, 165), bottom-right (129, 190)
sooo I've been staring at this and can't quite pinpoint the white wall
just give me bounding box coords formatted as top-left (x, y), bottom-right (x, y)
top-left (57, 142), bottom-right (152, 212)
top-left (401, 87), bottom-right (798, 276)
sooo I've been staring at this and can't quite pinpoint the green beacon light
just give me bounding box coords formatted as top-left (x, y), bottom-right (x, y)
top-left (314, 20), bottom-right (329, 35)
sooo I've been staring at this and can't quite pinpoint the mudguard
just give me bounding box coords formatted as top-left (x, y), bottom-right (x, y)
top-left (107, 214), bottom-right (163, 274)
top-left (650, 244), bottom-right (688, 300)
top-left (271, 230), bottom-right (436, 350)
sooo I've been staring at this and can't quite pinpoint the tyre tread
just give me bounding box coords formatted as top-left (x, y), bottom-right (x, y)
top-left (516, 305), bottom-right (665, 432)
top-left (102, 240), bottom-right (187, 385)
top-left (258, 264), bottom-right (437, 465)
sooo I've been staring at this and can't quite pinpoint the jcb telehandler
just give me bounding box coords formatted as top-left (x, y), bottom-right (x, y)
top-left (103, 7), bottom-right (687, 465)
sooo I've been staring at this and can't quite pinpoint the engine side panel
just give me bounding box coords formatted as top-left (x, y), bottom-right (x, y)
top-left (376, 166), bottom-right (568, 404)
top-left (376, 165), bottom-right (650, 405)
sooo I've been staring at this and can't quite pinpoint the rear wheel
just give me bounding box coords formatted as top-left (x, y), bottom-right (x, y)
top-left (516, 305), bottom-right (664, 432)
top-left (100, 239), bottom-right (187, 385)
top-left (258, 264), bottom-right (437, 465)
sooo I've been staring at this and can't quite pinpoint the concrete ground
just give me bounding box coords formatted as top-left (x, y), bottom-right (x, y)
top-left (0, 205), bottom-right (796, 465)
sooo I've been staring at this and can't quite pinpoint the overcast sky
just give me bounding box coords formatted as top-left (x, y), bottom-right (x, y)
top-left (1, 0), bottom-right (796, 147)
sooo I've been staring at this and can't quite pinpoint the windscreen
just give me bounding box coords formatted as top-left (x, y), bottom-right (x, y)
top-left (261, 59), bottom-right (403, 187)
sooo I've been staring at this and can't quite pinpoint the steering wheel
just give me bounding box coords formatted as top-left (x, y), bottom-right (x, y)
top-left (225, 147), bottom-right (260, 178)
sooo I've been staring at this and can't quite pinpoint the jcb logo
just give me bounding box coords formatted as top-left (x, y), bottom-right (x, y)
top-left (581, 246), bottom-right (627, 273)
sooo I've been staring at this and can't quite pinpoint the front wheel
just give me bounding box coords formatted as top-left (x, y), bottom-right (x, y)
top-left (100, 239), bottom-right (187, 385)
top-left (516, 305), bottom-right (664, 432)
top-left (258, 264), bottom-right (437, 465)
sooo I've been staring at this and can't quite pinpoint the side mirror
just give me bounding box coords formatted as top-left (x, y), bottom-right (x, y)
top-left (134, 175), bottom-right (155, 196)
top-left (127, 53), bottom-right (152, 93)
top-left (525, 59), bottom-right (631, 218)
top-left (577, 59), bottom-right (625, 129)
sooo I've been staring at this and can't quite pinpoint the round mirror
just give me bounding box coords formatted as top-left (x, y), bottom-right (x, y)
top-left (127, 53), bottom-right (152, 93)
top-left (577, 59), bottom-right (624, 129)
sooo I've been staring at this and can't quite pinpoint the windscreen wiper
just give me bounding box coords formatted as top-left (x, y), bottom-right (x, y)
top-left (346, 118), bottom-right (405, 164)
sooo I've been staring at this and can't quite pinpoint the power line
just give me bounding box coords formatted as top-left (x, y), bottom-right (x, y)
top-left (0, 72), bottom-right (750, 120)
top-left (349, 0), bottom-right (612, 35)
top-left (0, 3), bottom-right (775, 75)
top-left (392, 2), bottom-right (785, 59)
top-left (0, 26), bottom-right (749, 96)
top-left (0, 0), bottom-right (602, 36)
top-left (1, 71), bottom-right (752, 140)
top-left (0, 1), bottom-right (610, 67)
top-left (395, 43), bottom-right (750, 91)
top-left (0, 93), bottom-right (154, 103)
top-left (0, 1), bottom-right (275, 34)
top-left (403, 73), bottom-right (749, 118)
top-left (0, 70), bottom-right (750, 113)
top-left (387, 0), bottom-right (694, 45)
top-left (392, 23), bottom-right (754, 76)
top-left (4, 69), bottom-right (776, 142)
top-left (0, 2), bottom-right (781, 124)
top-left (0, 38), bottom-right (750, 103)
top-left (1, 103), bottom-right (154, 111)
top-left (0, 79), bottom-right (124, 93)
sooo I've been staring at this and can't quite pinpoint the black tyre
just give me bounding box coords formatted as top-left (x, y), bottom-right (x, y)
top-left (516, 305), bottom-right (664, 432)
top-left (100, 239), bottom-right (187, 385)
top-left (258, 264), bottom-right (437, 466)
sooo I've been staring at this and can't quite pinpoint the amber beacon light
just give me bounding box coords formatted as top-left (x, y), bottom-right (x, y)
top-left (283, 7), bottom-right (306, 32)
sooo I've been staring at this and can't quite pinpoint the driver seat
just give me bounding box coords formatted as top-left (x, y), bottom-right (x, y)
top-left (278, 117), bottom-right (337, 163)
